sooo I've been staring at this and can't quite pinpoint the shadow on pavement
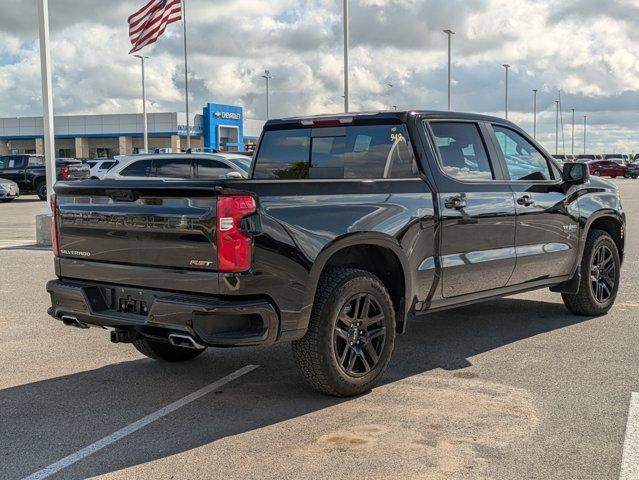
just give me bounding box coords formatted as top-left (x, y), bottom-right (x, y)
top-left (1, 296), bottom-right (592, 479)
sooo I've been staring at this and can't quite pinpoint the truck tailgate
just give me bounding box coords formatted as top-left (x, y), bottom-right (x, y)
top-left (55, 182), bottom-right (221, 272)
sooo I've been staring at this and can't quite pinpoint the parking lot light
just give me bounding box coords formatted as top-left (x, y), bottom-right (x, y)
top-left (502, 64), bottom-right (510, 119)
top-left (133, 55), bottom-right (150, 153)
top-left (444, 29), bottom-right (455, 111)
top-left (533, 89), bottom-right (538, 139)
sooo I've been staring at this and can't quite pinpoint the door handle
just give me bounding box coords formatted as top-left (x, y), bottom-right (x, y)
top-left (517, 195), bottom-right (535, 207)
top-left (445, 195), bottom-right (467, 210)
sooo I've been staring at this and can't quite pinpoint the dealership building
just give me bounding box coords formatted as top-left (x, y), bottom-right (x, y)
top-left (0, 103), bottom-right (265, 158)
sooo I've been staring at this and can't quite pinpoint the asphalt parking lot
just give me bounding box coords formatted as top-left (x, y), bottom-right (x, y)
top-left (1, 182), bottom-right (639, 480)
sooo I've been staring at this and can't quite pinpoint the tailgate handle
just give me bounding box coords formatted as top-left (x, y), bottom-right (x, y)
top-left (106, 190), bottom-right (138, 202)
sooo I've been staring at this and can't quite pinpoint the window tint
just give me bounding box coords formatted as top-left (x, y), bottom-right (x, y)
top-left (430, 122), bottom-right (493, 181)
top-left (254, 124), bottom-right (417, 179)
top-left (254, 129), bottom-right (311, 179)
top-left (28, 157), bottom-right (44, 167)
top-left (196, 159), bottom-right (233, 179)
top-left (121, 159), bottom-right (152, 177)
top-left (98, 161), bottom-right (115, 170)
top-left (154, 158), bottom-right (193, 178)
top-left (493, 126), bottom-right (552, 181)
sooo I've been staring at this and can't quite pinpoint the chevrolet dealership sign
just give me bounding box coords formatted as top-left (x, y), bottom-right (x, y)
top-left (214, 111), bottom-right (242, 121)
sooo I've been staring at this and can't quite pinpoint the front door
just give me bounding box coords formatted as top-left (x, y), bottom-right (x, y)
top-left (489, 124), bottom-right (580, 285)
top-left (427, 120), bottom-right (517, 298)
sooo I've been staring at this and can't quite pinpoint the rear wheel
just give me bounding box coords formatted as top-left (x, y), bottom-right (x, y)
top-left (594, 171), bottom-right (601, 176)
top-left (133, 338), bottom-right (206, 362)
top-left (632, 175), bottom-right (638, 179)
top-left (36, 181), bottom-right (47, 201)
top-left (562, 229), bottom-right (620, 316)
top-left (292, 268), bottom-right (396, 397)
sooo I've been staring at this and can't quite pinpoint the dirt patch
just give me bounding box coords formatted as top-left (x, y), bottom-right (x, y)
top-left (296, 374), bottom-right (538, 480)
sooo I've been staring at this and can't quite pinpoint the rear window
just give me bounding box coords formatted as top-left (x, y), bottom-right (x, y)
top-left (253, 124), bottom-right (418, 179)
top-left (98, 161), bottom-right (116, 170)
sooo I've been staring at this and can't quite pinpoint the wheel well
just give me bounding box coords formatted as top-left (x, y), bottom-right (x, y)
top-left (321, 244), bottom-right (406, 332)
top-left (590, 216), bottom-right (624, 262)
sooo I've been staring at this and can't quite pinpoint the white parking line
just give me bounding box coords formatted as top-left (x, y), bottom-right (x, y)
top-left (620, 393), bottom-right (639, 479)
top-left (22, 364), bottom-right (260, 480)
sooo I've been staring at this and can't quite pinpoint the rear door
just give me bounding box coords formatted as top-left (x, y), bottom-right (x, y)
top-left (425, 120), bottom-right (517, 298)
top-left (488, 123), bottom-right (580, 285)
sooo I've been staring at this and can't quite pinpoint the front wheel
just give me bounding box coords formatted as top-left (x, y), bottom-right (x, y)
top-left (292, 268), bottom-right (396, 397)
top-left (632, 175), bottom-right (638, 179)
top-left (133, 338), bottom-right (206, 362)
top-left (594, 171), bottom-right (601, 176)
top-left (562, 229), bottom-right (620, 316)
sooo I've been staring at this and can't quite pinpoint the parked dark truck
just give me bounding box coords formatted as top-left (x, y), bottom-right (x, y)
top-left (0, 155), bottom-right (90, 200)
top-left (47, 111), bottom-right (625, 396)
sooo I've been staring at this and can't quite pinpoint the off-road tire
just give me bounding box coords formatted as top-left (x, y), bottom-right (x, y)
top-left (292, 268), bottom-right (396, 397)
top-left (133, 338), bottom-right (206, 362)
top-left (562, 229), bottom-right (620, 316)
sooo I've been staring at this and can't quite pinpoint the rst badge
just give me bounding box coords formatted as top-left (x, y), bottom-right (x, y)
top-left (190, 260), bottom-right (214, 268)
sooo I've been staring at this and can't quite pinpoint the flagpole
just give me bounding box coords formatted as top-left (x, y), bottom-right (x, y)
top-left (181, 0), bottom-right (190, 151)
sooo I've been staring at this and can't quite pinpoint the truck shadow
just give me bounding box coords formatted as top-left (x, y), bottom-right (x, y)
top-left (2, 296), bottom-right (591, 479)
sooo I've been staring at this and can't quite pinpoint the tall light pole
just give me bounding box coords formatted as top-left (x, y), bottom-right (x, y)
top-left (583, 115), bottom-right (588, 154)
top-left (444, 29), bottom-right (455, 111)
top-left (502, 64), bottom-right (510, 119)
top-left (37, 0), bottom-right (56, 207)
top-left (554, 100), bottom-right (560, 155)
top-left (181, 0), bottom-right (191, 151)
top-left (261, 70), bottom-right (272, 120)
top-left (532, 89), bottom-right (538, 139)
top-left (571, 108), bottom-right (575, 156)
top-left (343, 0), bottom-right (349, 113)
top-left (133, 55), bottom-right (149, 153)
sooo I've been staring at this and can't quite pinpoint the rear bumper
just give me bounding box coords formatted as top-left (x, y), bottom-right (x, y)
top-left (46, 279), bottom-right (280, 347)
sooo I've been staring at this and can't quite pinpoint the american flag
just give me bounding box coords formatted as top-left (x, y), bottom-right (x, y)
top-left (128, 0), bottom-right (182, 54)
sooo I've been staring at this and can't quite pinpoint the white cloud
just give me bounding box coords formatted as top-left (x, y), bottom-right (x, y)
top-left (0, 0), bottom-right (637, 152)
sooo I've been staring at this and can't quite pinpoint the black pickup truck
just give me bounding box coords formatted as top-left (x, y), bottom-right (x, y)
top-left (0, 155), bottom-right (90, 200)
top-left (47, 111), bottom-right (625, 396)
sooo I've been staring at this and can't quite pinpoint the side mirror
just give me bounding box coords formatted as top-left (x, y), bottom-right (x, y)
top-left (563, 162), bottom-right (589, 184)
top-left (225, 170), bottom-right (244, 179)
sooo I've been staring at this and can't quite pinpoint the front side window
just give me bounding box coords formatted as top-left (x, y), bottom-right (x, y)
top-left (493, 125), bottom-right (552, 181)
top-left (253, 124), bottom-right (418, 180)
top-left (429, 122), bottom-right (494, 181)
top-left (120, 159), bottom-right (152, 177)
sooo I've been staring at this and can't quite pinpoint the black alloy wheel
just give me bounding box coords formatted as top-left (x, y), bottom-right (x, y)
top-left (334, 293), bottom-right (386, 377)
top-left (590, 244), bottom-right (616, 304)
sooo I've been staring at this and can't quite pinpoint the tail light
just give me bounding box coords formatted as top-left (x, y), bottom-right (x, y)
top-left (50, 194), bottom-right (60, 257)
top-left (61, 165), bottom-right (70, 180)
top-left (217, 195), bottom-right (257, 272)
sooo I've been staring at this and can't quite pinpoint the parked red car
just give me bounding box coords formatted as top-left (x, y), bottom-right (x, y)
top-left (588, 160), bottom-right (628, 178)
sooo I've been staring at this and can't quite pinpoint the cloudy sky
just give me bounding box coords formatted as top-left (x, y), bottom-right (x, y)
top-left (0, 0), bottom-right (638, 153)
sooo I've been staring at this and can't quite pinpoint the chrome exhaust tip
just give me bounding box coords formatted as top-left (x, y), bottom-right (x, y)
top-left (168, 333), bottom-right (206, 350)
top-left (61, 315), bottom-right (89, 329)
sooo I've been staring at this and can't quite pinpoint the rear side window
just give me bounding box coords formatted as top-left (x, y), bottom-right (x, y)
top-left (493, 125), bottom-right (552, 181)
top-left (121, 160), bottom-right (152, 177)
top-left (253, 124), bottom-right (418, 179)
top-left (430, 122), bottom-right (494, 181)
top-left (196, 159), bottom-right (233, 179)
top-left (154, 158), bottom-right (193, 178)
top-left (28, 157), bottom-right (44, 167)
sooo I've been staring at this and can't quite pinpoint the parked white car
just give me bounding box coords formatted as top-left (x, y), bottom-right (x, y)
top-left (0, 178), bottom-right (20, 202)
top-left (84, 159), bottom-right (120, 180)
top-left (103, 153), bottom-right (252, 180)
